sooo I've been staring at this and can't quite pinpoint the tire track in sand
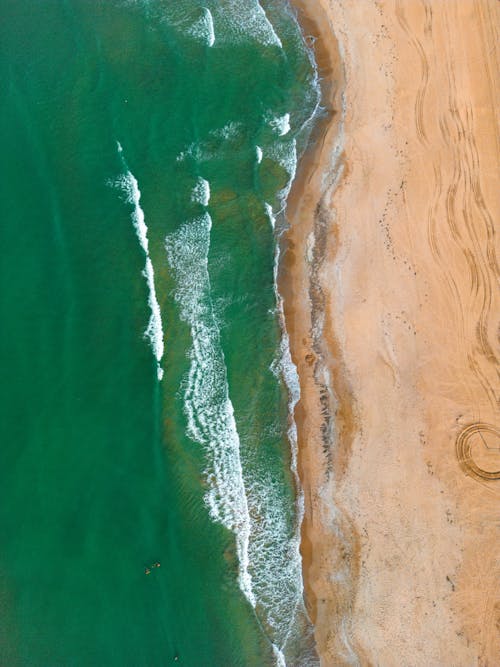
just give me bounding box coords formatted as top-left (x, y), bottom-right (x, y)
top-left (395, 0), bottom-right (429, 145)
top-left (446, 77), bottom-right (498, 394)
top-left (427, 7), bottom-right (499, 411)
top-left (456, 423), bottom-right (500, 481)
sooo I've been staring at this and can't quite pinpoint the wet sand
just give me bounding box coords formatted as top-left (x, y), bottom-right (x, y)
top-left (286, 1), bottom-right (500, 664)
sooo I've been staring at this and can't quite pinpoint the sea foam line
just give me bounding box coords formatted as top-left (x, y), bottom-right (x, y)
top-left (258, 10), bottom-right (326, 662)
top-left (165, 213), bottom-right (255, 607)
top-left (114, 142), bottom-right (164, 381)
top-left (265, 203), bottom-right (305, 662)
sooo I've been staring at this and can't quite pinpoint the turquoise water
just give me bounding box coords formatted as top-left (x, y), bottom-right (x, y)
top-left (0, 1), bottom-right (319, 664)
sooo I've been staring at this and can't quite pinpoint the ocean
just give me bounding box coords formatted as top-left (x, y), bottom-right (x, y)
top-left (0, 1), bottom-right (320, 664)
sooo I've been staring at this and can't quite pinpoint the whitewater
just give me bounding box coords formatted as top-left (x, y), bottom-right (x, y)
top-left (165, 212), bottom-right (255, 606)
top-left (119, 2), bottom-right (322, 663)
top-left (166, 186), bottom-right (308, 667)
top-left (114, 142), bottom-right (165, 381)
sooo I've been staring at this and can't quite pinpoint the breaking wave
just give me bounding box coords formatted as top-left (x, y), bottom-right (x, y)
top-left (166, 203), bottom-right (312, 665)
top-left (270, 112), bottom-right (291, 136)
top-left (164, 0), bottom-right (282, 50)
top-left (265, 202), bottom-right (276, 229)
top-left (188, 7), bottom-right (215, 47)
top-left (176, 121), bottom-right (244, 163)
top-left (191, 177), bottom-right (211, 206)
top-left (113, 142), bottom-right (165, 381)
top-left (211, 0), bottom-right (282, 48)
top-left (165, 213), bottom-right (255, 606)
top-left (267, 138), bottom-right (298, 204)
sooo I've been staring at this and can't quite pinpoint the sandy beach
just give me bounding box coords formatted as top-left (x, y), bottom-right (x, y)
top-left (285, 1), bottom-right (499, 664)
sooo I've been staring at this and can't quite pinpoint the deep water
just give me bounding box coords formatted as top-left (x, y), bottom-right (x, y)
top-left (0, 1), bottom-right (319, 664)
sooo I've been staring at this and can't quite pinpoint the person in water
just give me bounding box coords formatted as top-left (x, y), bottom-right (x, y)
top-left (144, 561), bottom-right (160, 574)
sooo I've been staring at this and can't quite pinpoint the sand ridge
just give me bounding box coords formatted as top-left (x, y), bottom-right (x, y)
top-left (285, 1), bottom-right (499, 664)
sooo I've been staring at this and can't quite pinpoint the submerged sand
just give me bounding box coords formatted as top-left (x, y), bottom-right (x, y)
top-left (286, 1), bottom-right (499, 664)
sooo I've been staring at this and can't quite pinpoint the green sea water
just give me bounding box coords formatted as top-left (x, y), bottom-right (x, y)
top-left (0, 1), bottom-right (319, 665)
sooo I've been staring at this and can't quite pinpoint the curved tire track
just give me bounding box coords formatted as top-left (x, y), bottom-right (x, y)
top-left (426, 11), bottom-right (499, 410)
top-left (456, 423), bottom-right (500, 481)
top-left (396, 0), bottom-right (429, 145)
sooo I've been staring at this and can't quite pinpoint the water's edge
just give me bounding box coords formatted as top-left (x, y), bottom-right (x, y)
top-left (276, 1), bottom-right (363, 664)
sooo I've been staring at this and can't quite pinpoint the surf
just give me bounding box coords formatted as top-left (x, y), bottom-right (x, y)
top-left (188, 7), bottom-right (215, 47)
top-left (113, 143), bottom-right (165, 381)
top-left (191, 177), bottom-right (211, 206)
top-left (165, 212), bottom-right (255, 606)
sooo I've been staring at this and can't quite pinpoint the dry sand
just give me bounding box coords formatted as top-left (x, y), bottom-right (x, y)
top-left (285, 1), bottom-right (500, 664)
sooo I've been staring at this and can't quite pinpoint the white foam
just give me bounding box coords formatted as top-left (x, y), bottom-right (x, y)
top-left (205, 8), bottom-right (215, 47)
top-left (191, 177), bottom-right (210, 206)
top-left (171, 146), bottom-right (304, 667)
top-left (164, 188), bottom-right (307, 667)
top-left (143, 257), bottom-right (164, 380)
top-left (267, 138), bottom-right (297, 179)
top-left (244, 469), bottom-right (304, 658)
top-left (267, 138), bottom-right (298, 205)
top-left (256, 145), bottom-right (263, 164)
top-left (271, 223), bottom-right (301, 482)
top-left (211, 121), bottom-right (243, 141)
top-left (163, 0), bottom-right (281, 49)
top-left (211, 0), bottom-right (282, 49)
top-left (270, 113), bottom-right (291, 136)
top-left (193, 204), bottom-right (306, 664)
top-left (254, 0), bottom-right (283, 48)
top-left (113, 144), bottom-right (165, 381)
top-left (121, 170), bottom-right (149, 254)
top-left (265, 202), bottom-right (276, 229)
top-left (176, 122), bottom-right (243, 163)
top-left (165, 213), bottom-right (255, 607)
top-left (188, 7), bottom-right (215, 47)
top-left (176, 141), bottom-right (213, 164)
top-left (255, 211), bottom-right (306, 663)
top-left (273, 645), bottom-right (287, 667)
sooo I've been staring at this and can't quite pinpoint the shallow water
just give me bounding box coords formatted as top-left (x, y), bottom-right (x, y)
top-left (0, 1), bottom-right (319, 664)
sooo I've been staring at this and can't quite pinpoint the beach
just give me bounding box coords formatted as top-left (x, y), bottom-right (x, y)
top-left (285, 0), bottom-right (499, 664)
top-left (1, 0), bottom-right (496, 663)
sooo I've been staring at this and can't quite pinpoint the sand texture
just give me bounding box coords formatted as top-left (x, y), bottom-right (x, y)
top-left (285, 1), bottom-right (499, 664)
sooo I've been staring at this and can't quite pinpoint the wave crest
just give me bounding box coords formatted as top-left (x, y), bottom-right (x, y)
top-left (112, 144), bottom-right (165, 380)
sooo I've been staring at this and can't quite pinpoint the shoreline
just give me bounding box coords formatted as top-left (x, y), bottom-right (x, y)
top-left (284, 1), bottom-right (499, 665)
top-left (282, 0), bottom-right (360, 662)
